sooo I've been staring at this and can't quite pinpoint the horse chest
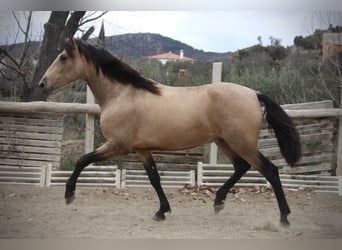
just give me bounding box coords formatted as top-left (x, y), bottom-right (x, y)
top-left (100, 106), bottom-right (138, 139)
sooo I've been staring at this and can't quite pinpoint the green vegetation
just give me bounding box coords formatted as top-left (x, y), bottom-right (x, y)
top-left (60, 157), bottom-right (77, 171)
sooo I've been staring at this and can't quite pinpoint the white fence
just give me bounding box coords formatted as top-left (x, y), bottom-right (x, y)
top-left (0, 164), bottom-right (196, 189)
top-left (121, 169), bottom-right (196, 188)
top-left (1, 163), bottom-right (341, 196)
top-left (46, 165), bottom-right (121, 188)
top-left (197, 162), bottom-right (341, 195)
top-left (0, 165), bottom-right (47, 186)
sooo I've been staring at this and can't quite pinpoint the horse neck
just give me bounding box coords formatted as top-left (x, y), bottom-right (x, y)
top-left (85, 66), bottom-right (130, 108)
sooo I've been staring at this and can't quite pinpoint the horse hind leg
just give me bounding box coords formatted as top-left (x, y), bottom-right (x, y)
top-left (257, 153), bottom-right (291, 226)
top-left (136, 150), bottom-right (171, 221)
top-left (240, 150), bottom-right (291, 226)
top-left (213, 139), bottom-right (251, 213)
top-left (216, 136), bottom-right (291, 226)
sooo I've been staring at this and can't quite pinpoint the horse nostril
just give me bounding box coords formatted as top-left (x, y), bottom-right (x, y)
top-left (39, 77), bottom-right (47, 88)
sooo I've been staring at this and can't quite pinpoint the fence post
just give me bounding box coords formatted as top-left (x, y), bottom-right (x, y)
top-left (85, 86), bottom-right (95, 154)
top-left (45, 163), bottom-right (52, 187)
top-left (337, 117), bottom-right (342, 176)
top-left (209, 62), bottom-right (222, 164)
top-left (116, 168), bottom-right (121, 189)
top-left (190, 170), bottom-right (196, 186)
top-left (339, 176), bottom-right (342, 196)
top-left (121, 169), bottom-right (126, 188)
top-left (40, 165), bottom-right (47, 187)
top-left (197, 162), bottom-right (203, 186)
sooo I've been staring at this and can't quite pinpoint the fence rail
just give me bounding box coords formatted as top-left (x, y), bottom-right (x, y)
top-left (1, 100), bottom-right (342, 118)
top-left (121, 169), bottom-right (195, 188)
top-left (0, 101), bottom-right (100, 115)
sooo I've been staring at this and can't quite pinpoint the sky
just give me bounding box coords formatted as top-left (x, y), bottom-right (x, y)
top-left (0, 10), bottom-right (341, 52)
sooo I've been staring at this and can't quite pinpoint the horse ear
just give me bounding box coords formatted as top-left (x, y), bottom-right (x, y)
top-left (64, 36), bottom-right (76, 57)
top-left (65, 36), bottom-right (75, 48)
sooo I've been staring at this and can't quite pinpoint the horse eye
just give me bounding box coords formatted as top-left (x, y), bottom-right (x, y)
top-left (60, 54), bottom-right (68, 62)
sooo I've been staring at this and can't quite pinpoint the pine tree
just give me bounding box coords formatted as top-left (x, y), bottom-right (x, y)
top-left (97, 20), bottom-right (105, 48)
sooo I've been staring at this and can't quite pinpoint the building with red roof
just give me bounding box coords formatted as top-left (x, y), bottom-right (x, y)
top-left (148, 50), bottom-right (195, 65)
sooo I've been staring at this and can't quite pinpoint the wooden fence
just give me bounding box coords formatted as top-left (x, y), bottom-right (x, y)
top-left (0, 111), bottom-right (63, 187)
top-left (0, 112), bottom-right (64, 169)
top-left (260, 100), bottom-right (335, 175)
top-left (0, 99), bottom-right (342, 195)
top-left (198, 100), bottom-right (341, 195)
top-left (116, 147), bottom-right (204, 171)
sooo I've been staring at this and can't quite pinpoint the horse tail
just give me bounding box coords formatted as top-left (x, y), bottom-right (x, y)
top-left (257, 93), bottom-right (302, 166)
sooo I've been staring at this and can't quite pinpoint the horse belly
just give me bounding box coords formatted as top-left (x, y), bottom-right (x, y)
top-left (133, 115), bottom-right (214, 151)
top-left (134, 134), bottom-right (212, 151)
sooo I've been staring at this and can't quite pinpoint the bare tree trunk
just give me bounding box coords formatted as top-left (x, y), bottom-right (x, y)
top-left (22, 11), bottom-right (86, 101)
top-left (0, 11), bottom-right (33, 101)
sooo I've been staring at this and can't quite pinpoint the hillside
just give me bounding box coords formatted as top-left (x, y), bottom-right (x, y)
top-left (103, 33), bottom-right (233, 62)
top-left (2, 33), bottom-right (232, 63)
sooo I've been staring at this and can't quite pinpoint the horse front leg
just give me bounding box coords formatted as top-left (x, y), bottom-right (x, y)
top-left (136, 150), bottom-right (171, 221)
top-left (65, 141), bottom-right (129, 204)
top-left (65, 151), bottom-right (103, 204)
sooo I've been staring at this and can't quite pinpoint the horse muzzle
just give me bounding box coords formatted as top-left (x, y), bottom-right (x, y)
top-left (38, 77), bottom-right (47, 89)
top-left (38, 77), bottom-right (55, 92)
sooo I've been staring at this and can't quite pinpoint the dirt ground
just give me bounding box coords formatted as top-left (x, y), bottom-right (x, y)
top-left (0, 184), bottom-right (341, 239)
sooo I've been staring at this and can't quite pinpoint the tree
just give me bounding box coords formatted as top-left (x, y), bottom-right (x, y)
top-left (97, 21), bottom-right (105, 48)
top-left (22, 11), bottom-right (86, 101)
top-left (257, 36), bottom-right (263, 46)
top-left (0, 11), bottom-right (33, 100)
top-left (269, 36), bottom-right (281, 47)
top-left (21, 11), bottom-right (107, 101)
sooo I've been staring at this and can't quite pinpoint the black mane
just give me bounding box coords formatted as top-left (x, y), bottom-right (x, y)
top-left (66, 39), bottom-right (160, 95)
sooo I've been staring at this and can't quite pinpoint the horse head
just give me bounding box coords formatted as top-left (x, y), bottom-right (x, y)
top-left (39, 38), bottom-right (84, 91)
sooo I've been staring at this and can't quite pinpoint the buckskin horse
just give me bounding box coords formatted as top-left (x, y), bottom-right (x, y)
top-left (39, 38), bottom-right (301, 226)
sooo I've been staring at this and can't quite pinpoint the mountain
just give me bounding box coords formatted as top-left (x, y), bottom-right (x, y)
top-left (2, 33), bottom-right (233, 63)
top-left (102, 33), bottom-right (233, 62)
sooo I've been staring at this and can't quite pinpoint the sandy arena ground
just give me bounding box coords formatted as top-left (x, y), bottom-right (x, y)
top-left (0, 185), bottom-right (341, 239)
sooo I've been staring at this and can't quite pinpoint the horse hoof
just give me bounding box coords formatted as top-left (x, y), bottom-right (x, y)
top-left (65, 195), bottom-right (75, 205)
top-left (214, 203), bottom-right (225, 214)
top-left (153, 211), bottom-right (166, 221)
top-left (65, 189), bottom-right (75, 204)
top-left (280, 217), bottom-right (290, 227)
